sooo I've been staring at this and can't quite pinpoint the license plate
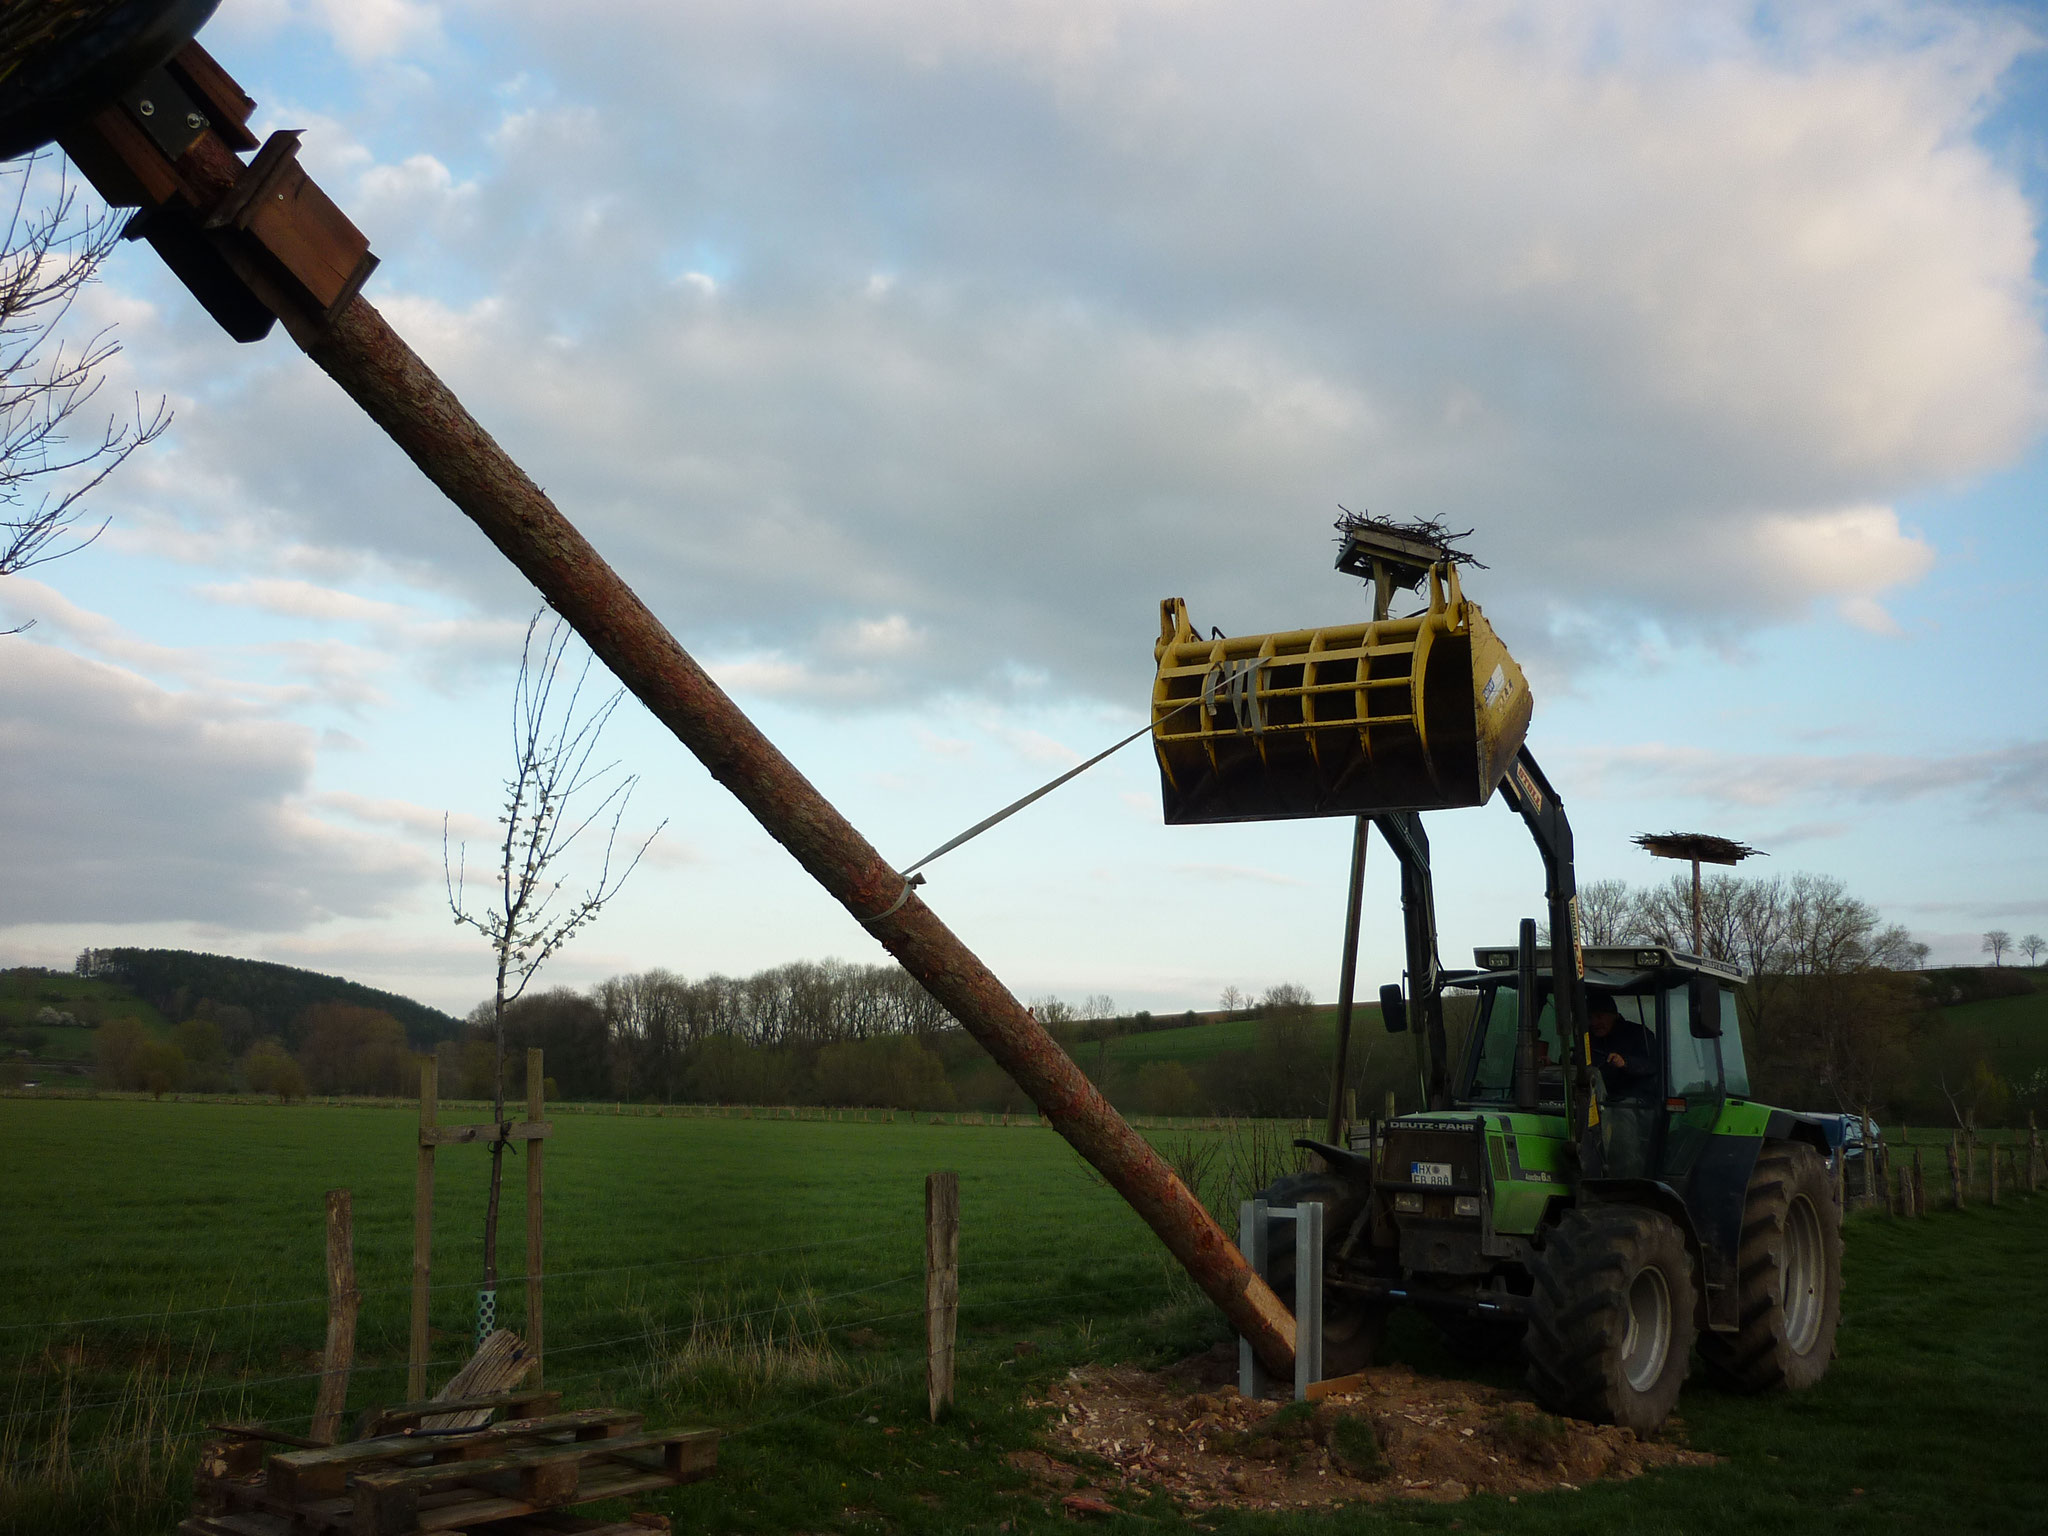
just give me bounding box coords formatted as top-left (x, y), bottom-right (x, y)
top-left (1411, 1161), bottom-right (1453, 1187)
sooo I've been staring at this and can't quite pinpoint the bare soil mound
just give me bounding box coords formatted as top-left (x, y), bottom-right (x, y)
top-left (1016, 1350), bottom-right (1716, 1515)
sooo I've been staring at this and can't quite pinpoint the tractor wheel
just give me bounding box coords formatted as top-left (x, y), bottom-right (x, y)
top-left (1523, 1205), bottom-right (1696, 1434)
top-left (1697, 1142), bottom-right (1842, 1393)
top-left (1255, 1171), bottom-right (1387, 1375)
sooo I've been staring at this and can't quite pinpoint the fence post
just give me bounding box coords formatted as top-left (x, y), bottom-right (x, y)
top-left (410, 1058), bottom-right (438, 1399)
top-left (1989, 1138), bottom-right (2000, 1208)
top-left (312, 1189), bottom-right (360, 1444)
top-left (526, 1047), bottom-right (545, 1385)
top-left (1947, 1136), bottom-right (1964, 1212)
top-left (2031, 1114), bottom-right (2041, 1196)
top-left (925, 1171), bottom-right (959, 1422)
top-left (1911, 1146), bottom-right (1926, 1217)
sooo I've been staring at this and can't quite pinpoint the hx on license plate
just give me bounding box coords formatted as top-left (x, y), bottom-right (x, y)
top-left (1411, 1161), bottom-right (1453, 1187)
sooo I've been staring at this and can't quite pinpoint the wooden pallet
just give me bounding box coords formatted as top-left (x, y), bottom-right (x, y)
top-left (187, 1398), bottom-right (716, 1536)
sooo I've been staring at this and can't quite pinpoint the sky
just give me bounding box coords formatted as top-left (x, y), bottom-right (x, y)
top-left (3, 0), bottom-right (2045, 1020)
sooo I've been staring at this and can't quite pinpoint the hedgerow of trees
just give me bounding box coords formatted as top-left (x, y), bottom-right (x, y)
top-left (52, 868), bottom-right (2042, 1129)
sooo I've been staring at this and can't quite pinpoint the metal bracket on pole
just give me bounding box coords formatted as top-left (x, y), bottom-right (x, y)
top-left (1239, 1199), bottom-right (1324, 1401)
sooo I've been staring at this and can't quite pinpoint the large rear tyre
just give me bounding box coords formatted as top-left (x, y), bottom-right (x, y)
top-left (1523, 1205), bottom-right (1695, 1434)
top-left (1697, 1142), bottom-right (1842, 1393)
top-left (1255, 1171), bottom-right (1387, 1375)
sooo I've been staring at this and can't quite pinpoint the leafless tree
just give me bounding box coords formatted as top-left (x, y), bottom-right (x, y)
top-left (1981, 930), bottom-right (2013, 967)
top-left (2021, 934), bottom-right (2045, 967)
top-left (1573, 878), bottom-right (1638, 945)
top-left (1, 155), bottom-right (168, 609)
top-left (446, 611), bottom-right (663, 1311)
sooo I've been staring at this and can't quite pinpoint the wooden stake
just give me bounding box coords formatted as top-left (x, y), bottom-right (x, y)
top-left (312, 1189), bottom-right (360, 1444)
top-left (525, 1048), bottom-right (545, 1386)
top-left (925, 1171), bottom-right (959, 1422)
top-left (1947, 1136), bottom-right (1964, 1212)
top-left (1911, 1146), bottom-right (1925, 1217)
top-left (1990, 1139), bottom-right (2001, 1207)
top-left (411, 1058), bottom-right (438, 1399)
top-left (2030, 1114), bottom-right (2040, 1196)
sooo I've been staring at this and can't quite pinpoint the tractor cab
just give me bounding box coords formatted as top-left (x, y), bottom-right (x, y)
top-left (1454, 944), bottom-right (1750, 1181)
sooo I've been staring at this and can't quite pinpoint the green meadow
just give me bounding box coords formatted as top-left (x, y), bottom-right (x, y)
top-left (3, 1096), bottom-right (2045, 1536)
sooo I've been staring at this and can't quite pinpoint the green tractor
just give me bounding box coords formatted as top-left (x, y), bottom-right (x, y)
top-left (1267, 915), bottom-right (1843, 1432)
top-left (1152, 516), bottom-right (1842, 1432)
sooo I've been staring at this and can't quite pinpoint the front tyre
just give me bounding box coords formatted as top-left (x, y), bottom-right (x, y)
top-left (1255, 1171), bottom-right (1387, 1375)
top-left (1523, 1205), bottom-right (1696, 1434)
top-left (1698, 1142), bottom-right (1842, 1392)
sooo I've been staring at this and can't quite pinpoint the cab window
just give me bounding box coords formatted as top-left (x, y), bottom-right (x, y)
top-left (1716, 988), bottom-right (1750, 1096)
top-left (1664, 982), bottom-right (1718, 1098)
top-left (1467, 983), bottom-right (1563, 1101)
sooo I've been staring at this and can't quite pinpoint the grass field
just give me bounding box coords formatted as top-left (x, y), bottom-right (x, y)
top-left (1941, 987), bottom-right (2048, 1085)
top-left (3, 1098), bottom-right (2045, 1536)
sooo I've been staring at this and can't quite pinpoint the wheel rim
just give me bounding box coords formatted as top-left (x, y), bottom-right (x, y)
top-left (1619, 1264), bottom-right (1672, 1392)
top-left (1783, 1194), bottom-right (1824, 1354)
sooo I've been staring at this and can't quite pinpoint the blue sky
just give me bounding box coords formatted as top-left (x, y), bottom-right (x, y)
top-left (3, 0), bottom-right (2044, 1016)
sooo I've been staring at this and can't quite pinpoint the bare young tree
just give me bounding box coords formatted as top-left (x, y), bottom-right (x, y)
top-left (1981, 930), bottom-right (2012, 968)
top-left (2022, 934), bottom-right (2046, 967)
top-left (446, 612), bottom-right (663, 1331)
top-left (1, 155), bottom-right (168, 603)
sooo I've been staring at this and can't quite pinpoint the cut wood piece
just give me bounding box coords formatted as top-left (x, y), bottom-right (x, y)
top-left (353, 1389), bottom-right (560, 1441)
top-left (1303, 1371), bottom-right (1371, 1401)
top-left (266, 1408), bottom-right (640, 1503)
top-left (424, 1329), bottom-right (536, 1431)
top-left (349, 1430), bottom-right (717, 1536)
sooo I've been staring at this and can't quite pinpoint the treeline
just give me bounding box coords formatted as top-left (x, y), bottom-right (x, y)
top-left (75, 948), bottom-right (460, 1047)
top-left (90, 1002), bottom-right (423, 1101)
top-left (1571, 871), bottom-right (2037, 1128)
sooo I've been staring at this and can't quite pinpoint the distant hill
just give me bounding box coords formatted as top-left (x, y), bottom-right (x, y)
top-left (74, 948), bottom-right (462, 1048)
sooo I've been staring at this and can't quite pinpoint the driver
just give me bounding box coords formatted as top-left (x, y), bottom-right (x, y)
top-left (1587, 989), bottom-right (1658, 1177)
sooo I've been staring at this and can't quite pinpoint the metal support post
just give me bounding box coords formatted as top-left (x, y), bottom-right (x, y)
top-left (1293, 1200), bottom-right (1324, 1401)
top-left (1238, 1199), bottom-right (1269, 1399)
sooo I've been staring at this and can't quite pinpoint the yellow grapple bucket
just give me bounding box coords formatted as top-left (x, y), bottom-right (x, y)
top-left (1151, 565), bottom-right (1534, 824)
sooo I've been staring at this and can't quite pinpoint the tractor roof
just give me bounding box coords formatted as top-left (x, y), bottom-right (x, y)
top-left (1468, 943), bottom-right (1746, 984)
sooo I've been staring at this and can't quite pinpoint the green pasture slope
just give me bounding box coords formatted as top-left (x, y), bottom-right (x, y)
top-left (0, 974), bottom-right (168, 1062)
top-left (1941, 986), bottom-right (2048, 1083)
top-left (1, 1098), bottom-right (2044, 1536)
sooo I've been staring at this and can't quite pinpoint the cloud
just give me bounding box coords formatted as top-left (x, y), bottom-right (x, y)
top-left (0, 642), bottom-right (426, 928)
top-left (91, 1), bottom-right (2048, 711)
top-left (1599, 739), bottom-right (2048, 815)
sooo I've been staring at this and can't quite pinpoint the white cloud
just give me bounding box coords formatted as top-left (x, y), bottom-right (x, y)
top-left (0, 642), bottom-right (425, 928)
top-left (1599, 739), bottom-right (2048, 815)
top-left (110, 0), bottom-right (2037, 712)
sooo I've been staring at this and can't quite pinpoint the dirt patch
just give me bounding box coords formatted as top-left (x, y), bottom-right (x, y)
top-left (1019, 1351), bottom-right (1716, 1515)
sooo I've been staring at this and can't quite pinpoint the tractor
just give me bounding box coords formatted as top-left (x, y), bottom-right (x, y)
top-left (1151, 516), bottom-right (1842, 1431)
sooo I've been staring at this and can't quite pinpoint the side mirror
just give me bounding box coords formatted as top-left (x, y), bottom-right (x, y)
top-left (1379, 983), bottom-right (1408, 1033)
top-left (1688, 974), bottom-right (1721, 1038)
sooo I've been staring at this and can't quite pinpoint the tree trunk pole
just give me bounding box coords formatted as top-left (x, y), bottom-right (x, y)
top-left (1947, 1136), bottom-right (1964, 1212)
top-left (280, 296), bottom-right (1297, 1376)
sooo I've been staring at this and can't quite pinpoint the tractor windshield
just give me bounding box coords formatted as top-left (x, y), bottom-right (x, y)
top-left (1462, 974), bottom-right (1658, 1105)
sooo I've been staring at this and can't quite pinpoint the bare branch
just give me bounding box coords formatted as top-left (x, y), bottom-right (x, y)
top-left (0, 153), bottom-right (172, 603)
